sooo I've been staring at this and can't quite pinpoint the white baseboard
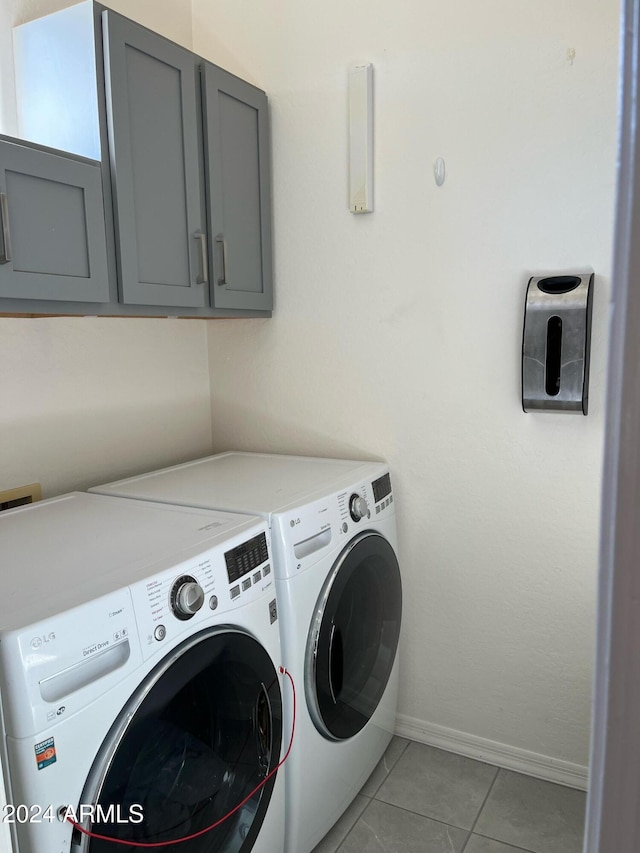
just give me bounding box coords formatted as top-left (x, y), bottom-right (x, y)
top-left (395, 713), bottom-right (589, 791)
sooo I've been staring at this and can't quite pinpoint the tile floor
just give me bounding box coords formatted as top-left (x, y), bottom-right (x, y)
top-left (311, 739), bottom-right (586, 853)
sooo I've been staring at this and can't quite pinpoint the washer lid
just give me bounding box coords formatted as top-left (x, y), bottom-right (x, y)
top-left (0, 492), bottom-right (263, 632)
top-left (90, 451), bottom-right (387, 519)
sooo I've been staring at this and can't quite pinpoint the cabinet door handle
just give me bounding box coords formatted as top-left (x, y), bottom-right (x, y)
top-left (194, 231), bottom-right (208, 284)
top-left (215, 234), bottom-right (227, 286)
top-left (0, 193), bottom-right (11, 265)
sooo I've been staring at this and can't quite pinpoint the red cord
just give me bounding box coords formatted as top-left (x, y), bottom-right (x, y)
top-left (65, 667), bottom-right (296, 848)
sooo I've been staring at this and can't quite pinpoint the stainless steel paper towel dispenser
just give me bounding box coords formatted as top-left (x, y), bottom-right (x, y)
top-left (522, 273), bottom-right (593, 414)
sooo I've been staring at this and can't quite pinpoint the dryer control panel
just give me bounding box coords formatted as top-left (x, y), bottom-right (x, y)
top-left (370, 471), bottom-right (394, 515)
top-left (338, 471), bottom-right (394, 528)
top-left (274, 469), bottom-right (395, 579)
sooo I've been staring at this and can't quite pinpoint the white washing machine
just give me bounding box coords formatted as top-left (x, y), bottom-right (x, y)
top-left (91, 452), bottom-right (403, 853)
top-left (0, 491), bottom-right (286, 853)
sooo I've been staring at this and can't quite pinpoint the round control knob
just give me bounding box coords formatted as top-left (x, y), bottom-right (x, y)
top-left (349, 493), bottom-right (369, 522)
top-left (170, 575), bottom-right (205, 620)
top-left (176, 582), bottom-right (204, 616)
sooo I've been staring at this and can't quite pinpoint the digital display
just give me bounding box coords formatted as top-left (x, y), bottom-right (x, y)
top-left (225, 532), bottom-right (269, 584)
top-left (372, 473), bottom-right (392, 503)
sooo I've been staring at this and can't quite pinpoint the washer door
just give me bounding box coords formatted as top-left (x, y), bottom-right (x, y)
top-left (306, 531), bottom-right (402, 741)
top-left (77, 628), bottom-right (282, 853)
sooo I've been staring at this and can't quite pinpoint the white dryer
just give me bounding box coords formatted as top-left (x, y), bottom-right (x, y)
top-left (0, 492), bottom-right (286, 853)
top-left (91, 452), bottom-right (403, 853)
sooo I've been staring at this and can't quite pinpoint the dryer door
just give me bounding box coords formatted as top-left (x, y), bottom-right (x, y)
top-left (306, 531), bottom-right (402, 740)
top-left (76, 627), bottom-right (282, 853)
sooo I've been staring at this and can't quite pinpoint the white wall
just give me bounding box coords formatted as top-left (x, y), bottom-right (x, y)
top-left (0, 0), bottom-right (619, 782)
top-left (0, 318), bottom-right (212, 497)
top-left (0, 0), bottom-right (212, 500)
top-left (193, 0), bottom-right (619, 777)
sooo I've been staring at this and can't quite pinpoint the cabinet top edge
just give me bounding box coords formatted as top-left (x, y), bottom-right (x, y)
top-left (0, 134), bottom-right (101, 168)
top-left (15, 0), bottom-right (268, 99)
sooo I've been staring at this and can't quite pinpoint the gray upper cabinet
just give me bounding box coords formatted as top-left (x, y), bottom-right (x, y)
top-left (0, 137), bottom-right (109, 303)
top-left (9, 1), bottom-right (272, 317)
top-left (102, 12), bottom-right (207, 308)
top-left (202, 65), bottom-right (273, 312)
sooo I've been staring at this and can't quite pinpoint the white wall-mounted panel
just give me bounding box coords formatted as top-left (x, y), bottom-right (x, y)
top-left (348, 63), bottom-right (373, 213)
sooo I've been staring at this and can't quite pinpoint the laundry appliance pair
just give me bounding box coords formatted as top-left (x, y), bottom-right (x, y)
top-left (0, 491), bottom-right (285, 853)
top-left (91, 451), bottom-right (403, 853)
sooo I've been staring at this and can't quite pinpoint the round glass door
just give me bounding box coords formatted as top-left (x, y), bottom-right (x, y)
top-left (77, 628), bottom-right (282, 853)
top-left (306, 531), bottom-right (402, 740)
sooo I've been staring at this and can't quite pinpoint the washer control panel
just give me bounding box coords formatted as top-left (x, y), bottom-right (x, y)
top-left (130, 524), bottom-right (273, 656)
top-left (225, 531), bottom-right (271, 603)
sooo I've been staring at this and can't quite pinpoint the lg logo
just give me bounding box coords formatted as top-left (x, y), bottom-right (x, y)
top-left (30, 632), bottom-right (56, 650)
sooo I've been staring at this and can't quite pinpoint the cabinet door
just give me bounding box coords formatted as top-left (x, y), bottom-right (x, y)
top-left (102, 11), bottom-right (207, 308)
top-left (0, 139), bottom-right (109, 302)
top-left (202, 64), bottom-right (273, 312)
